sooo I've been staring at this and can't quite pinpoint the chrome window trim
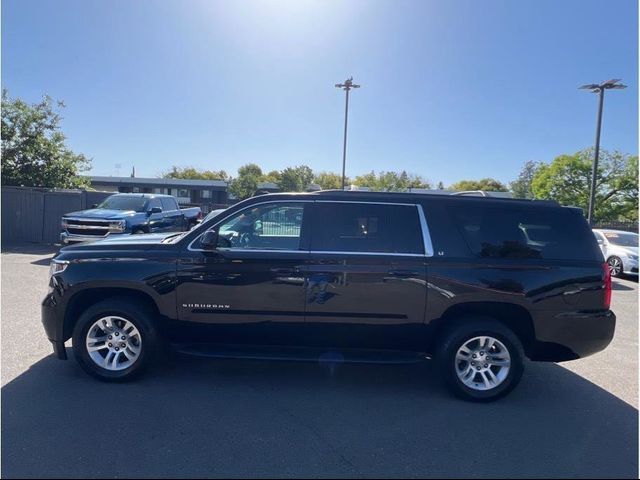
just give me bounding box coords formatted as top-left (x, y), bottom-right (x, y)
top-left (309, 250), bottom-right (424, 257)
top-left (187, 198), bottom-right (435, 257)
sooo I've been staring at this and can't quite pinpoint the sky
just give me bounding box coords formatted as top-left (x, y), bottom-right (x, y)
top-left (2, 0), bottom-right (638, 186)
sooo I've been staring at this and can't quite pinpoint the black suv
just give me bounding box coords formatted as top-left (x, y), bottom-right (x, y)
top-left (42, 191), bottom-right (615, 401)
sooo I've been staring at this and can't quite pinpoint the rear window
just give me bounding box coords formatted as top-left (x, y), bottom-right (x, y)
top-left (450, 205), bottom-right (600, 261)
top-left (311, 202), bottom-right (424, 254)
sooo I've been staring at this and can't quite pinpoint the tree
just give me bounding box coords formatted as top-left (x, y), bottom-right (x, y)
top-left (510, 161), bottom-right (543, 199)
top-left (229, 163), bottom-right (263, 199)
top-left (449, 178), bottom-right (508, 192)
top-left (1, 90), bottom-right (91, 188)
top-left (531, 149), bottom-right (638, 222)
top-left (314, 171), bottom-right (344, 190)
top-left (353, 170), bottom-right (431, 191)
top-left (278, 165), bottom-right (315, 192)
top-left (262, 170), bottom-right (282, 185)
top-left (163, 166), bottom-right (229, 181)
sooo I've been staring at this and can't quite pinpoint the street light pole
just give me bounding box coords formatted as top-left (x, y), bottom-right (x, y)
top-left (579, 79), bottom-right (626, 226)
top-left (335, 77), bottom-right (360, 190)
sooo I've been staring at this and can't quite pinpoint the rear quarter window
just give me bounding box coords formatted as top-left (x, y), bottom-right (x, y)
top-left (449, 204), bottom-right (601, 261)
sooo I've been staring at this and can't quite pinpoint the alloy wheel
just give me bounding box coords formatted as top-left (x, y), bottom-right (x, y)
top-left (455, 336), bottom-right (511, 391)
top-left (85, 316), bottom-right (142, 371)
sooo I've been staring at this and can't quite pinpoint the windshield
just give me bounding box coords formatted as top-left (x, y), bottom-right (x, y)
top-left (97, 196), bottom-right (148, 212)
top-left (603, 231), bottom-right (639, 247)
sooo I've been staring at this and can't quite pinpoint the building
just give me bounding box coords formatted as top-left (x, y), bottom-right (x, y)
top-left (88, 176), bottom-right (229, 206)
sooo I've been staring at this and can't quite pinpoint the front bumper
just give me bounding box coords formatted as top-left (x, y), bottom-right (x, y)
top-left (60, 231), bottom-right (107, 244)
top-left (42, 292), bottom-right (68, 359)
top-left (623, 257), bottom-right (639, 275)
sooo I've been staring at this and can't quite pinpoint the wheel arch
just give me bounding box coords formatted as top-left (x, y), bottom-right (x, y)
top-left (428, 302), bottom-right (536, 357)
top-left (63, 288), bottom-right (160, 340)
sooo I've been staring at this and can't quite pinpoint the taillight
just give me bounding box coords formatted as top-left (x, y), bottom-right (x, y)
top-left (602, 262), bottom-right (612, 309)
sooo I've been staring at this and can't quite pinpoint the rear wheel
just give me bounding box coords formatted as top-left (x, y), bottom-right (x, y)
top-left (607, 256), bottom-right (624, 277)
top-left (436, 318), bottom-right (524, 402)
top-left (72, 298), bottom-right (161, 381)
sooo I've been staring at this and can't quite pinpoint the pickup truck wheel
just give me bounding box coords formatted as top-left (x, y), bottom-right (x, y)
top-left (132, 228), bottom-right (146, 235)
top-left (436, 318), bottom-right (524, 402)
top-left (72, 298), bottom-right (161, 381)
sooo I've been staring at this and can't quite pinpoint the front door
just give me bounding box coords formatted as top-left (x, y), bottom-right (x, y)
top-left (176, 201), bottom-right (311, 346)
top-left (303, 201), bottom-right (428, 351)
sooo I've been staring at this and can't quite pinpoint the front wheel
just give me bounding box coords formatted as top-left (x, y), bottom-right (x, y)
top-left (607, 256), bottom-right (624, 277)
top-left (72, 298), bottom-right (161, 381)
top-left (436, 318), bottom-right (524, 402)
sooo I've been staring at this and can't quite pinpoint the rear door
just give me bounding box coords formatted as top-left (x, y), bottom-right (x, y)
top-left (303, 201), bottom-right (429, 350)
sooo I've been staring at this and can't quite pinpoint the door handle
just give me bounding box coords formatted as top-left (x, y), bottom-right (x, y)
top-left (270, 267), bottom-right (298, 275)
top-left (387, 269), bottom-right (419, 278)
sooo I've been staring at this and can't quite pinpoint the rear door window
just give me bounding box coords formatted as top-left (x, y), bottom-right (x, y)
top-left (311, 202), bottom-right (424, 254)
top-left (450, 204), bottom-right (600, 260)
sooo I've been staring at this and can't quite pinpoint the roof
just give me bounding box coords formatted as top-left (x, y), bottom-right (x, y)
top-left (88, 176), bottom-right (228, 188)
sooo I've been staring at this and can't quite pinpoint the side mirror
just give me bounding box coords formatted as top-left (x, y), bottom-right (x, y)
top-left (201, 230), bottom-right (219, 250)
top-left (148, 206), bottom-right (163, 215)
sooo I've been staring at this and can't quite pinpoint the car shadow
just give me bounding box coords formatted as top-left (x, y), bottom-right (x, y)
top-left (612, 281), bottom-right (635, 291)
top-left (2, 351), bottom-right (637, 479)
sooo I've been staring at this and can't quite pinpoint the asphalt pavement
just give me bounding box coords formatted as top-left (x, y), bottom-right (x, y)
top-left (1, 245), bottom-right (638, 478)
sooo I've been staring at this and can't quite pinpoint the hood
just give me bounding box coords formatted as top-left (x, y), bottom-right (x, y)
top-left (63, 209), bottom-right (137, 220)
top-left (61, 232), bottom-right (177, 252)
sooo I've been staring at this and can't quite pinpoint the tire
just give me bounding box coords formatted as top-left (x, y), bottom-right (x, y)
top-left (72, 297), bottom-right (162, 382)
top-left (132, 228), bottom-right (146, 235)
top-left (607, 256), bottom-right (624, 278)
top-left (435, 317), bottom-right (524, 402)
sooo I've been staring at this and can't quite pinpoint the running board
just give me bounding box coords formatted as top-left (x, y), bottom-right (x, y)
top-left (173, 343), bottom-right (427, 365)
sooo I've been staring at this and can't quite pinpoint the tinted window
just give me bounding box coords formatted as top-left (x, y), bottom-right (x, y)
top-left (311, 203), bottom-right (424, 254)
top-left (161, 197), bottom-right (178, 211)
top-left (450, 205), bottom-right (600, 260)
top-left (214, 202), bottom-right (305, 250)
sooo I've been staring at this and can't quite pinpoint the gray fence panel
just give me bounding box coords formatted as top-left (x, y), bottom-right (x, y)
top-left (2, 186), bottom-right (116, 245)
top-left (2, 187), bottom-right (45, 244)
top-left (42, 191), bottom-right (84, 244)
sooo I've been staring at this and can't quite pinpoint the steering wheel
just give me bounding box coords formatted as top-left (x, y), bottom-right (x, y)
top-left (238, 232), bottom-right (252, 247)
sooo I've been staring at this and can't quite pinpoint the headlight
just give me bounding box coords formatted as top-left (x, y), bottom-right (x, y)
top-left (629, 254), bottom-right (638, 261)
top-left (49, 259), bottom-right (69, 278)
top-left (61, 218), bottom-right (69, 229)
top-left (108, 220), bottom-right (126, 232)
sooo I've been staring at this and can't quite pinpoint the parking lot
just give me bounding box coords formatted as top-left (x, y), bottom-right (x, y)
top-left (1, 245), bottom-right (638, 478)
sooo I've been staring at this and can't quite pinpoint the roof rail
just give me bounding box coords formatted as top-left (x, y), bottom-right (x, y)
top-left (450, 190), bottom-right (492, 197)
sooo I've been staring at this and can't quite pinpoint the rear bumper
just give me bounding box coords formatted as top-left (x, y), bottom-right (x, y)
top-left (530, 309), bottom-right (616, 362)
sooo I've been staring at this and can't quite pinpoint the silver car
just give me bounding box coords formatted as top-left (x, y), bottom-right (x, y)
top-left (593, 229), bottom-right (639, 277)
